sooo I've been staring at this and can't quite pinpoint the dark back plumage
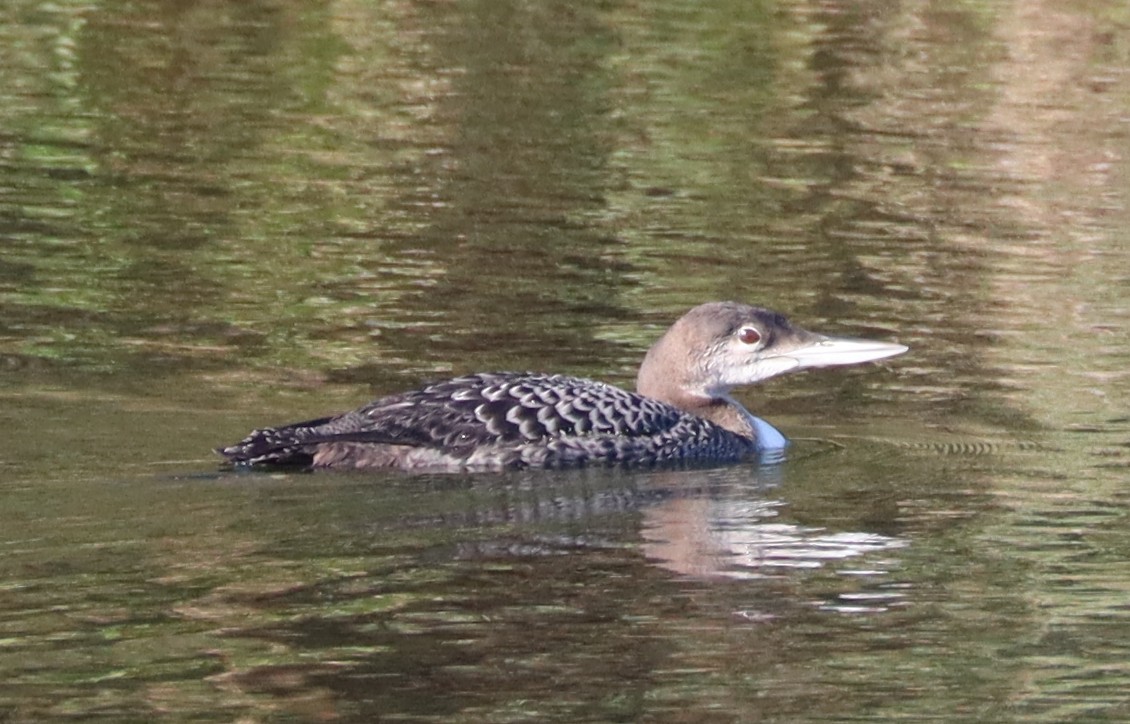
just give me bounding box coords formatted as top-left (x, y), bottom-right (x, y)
top-left (220, 372), bottom-right (756, 471)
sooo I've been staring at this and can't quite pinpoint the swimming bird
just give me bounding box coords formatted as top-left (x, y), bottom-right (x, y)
top-left (218, 302), bottom-right (907, 471)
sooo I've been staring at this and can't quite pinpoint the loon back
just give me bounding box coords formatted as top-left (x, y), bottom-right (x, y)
top-left (219, 372), bottom-right (758, 471)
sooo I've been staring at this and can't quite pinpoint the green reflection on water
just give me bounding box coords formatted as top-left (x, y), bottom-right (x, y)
top-left (2, 0), bottom-right (1130, 721)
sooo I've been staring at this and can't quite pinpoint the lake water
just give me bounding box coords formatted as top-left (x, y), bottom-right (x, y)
top-left (2, 0), bottom-right (1129, 720)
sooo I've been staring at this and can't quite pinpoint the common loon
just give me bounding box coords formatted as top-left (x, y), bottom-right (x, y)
top-left (218, 302), bottom-right (907, 471)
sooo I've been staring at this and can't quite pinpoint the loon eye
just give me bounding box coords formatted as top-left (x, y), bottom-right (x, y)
top-left (738, 327), bottom-right (762, 345)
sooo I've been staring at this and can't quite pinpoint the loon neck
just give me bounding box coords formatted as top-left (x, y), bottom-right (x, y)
top-left (635, 310), bottom-right (753, 439)
top-left (661, 389), bottom-right (756, 440)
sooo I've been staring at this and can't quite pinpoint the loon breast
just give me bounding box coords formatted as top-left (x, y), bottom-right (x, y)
top-left (218, 302), bottom-right (908, 472)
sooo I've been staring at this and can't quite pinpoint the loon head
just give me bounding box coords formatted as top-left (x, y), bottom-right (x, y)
top-left (636, 301), bottom-right (908, 405)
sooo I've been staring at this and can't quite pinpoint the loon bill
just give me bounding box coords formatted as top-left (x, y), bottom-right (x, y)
top-left (218, 302), bottom-right (908, 472)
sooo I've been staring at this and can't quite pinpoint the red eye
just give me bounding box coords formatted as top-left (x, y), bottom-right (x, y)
top-left (738, 327), bottom-right (761, 345)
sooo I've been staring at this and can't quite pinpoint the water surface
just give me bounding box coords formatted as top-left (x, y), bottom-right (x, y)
top-left (2, 0), bottom-right (1129, 720)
